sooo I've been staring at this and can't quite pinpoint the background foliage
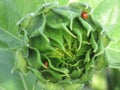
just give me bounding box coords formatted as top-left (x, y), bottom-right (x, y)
top-left (0, 0), bottom-right (120, 90)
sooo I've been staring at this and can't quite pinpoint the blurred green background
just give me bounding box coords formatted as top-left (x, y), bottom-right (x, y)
top-left (0, 0), bottom-right (120, 90)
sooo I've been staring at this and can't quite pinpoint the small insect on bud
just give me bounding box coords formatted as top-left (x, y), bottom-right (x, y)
top-left (81, 11), bottom-right (88, 19)
top-left (44, 61), bottom-right (49, 67)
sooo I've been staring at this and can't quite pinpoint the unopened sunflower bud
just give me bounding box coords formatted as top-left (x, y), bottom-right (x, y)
top-left (15, 2), bottom-right (110, 90)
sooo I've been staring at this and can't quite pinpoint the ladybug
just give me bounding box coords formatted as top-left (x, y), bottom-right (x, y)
top-left (44, 61), bottom-right (49, 67)
top-left (81, 11), bottom-right (88, 19)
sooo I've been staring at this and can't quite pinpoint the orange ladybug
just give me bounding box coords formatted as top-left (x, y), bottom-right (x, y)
top-left (44, 61), bottom-right (49, 67)
top-left (81, 11), bottom-right (88, 19)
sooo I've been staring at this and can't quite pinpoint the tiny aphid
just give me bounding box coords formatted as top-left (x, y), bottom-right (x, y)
top-left (81, 11), bottom-right (88, 19)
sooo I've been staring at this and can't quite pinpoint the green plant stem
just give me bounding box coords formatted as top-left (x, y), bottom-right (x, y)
top-left (19, 72), bottom-right (28, 90)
